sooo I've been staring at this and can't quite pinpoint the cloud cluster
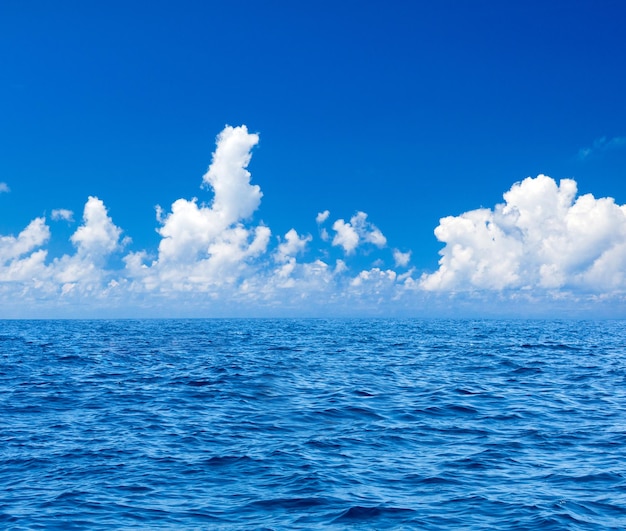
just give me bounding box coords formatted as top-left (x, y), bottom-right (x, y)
top-left (0, 196), bottom-right (125, 300)
top-left (0, 217), bottom-right (50, 281)
top-left (421, 174), bottom-right (626, 293)
top-left (321, 211), bottom-right (387, 254)
top-left (2, 124), bottom-right (626, 317)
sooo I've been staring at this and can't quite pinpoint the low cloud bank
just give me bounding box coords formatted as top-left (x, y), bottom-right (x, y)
top-left (1, 126), bottom-right (625, 317)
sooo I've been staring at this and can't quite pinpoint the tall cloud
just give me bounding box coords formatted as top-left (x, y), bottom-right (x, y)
top-left (71, 197), bottom-right (123, 260)
top-left (127, 125), bottom-right (271, 290)
top-left (421, 175), bottom-right (626, 292)
top-left (157, 125), bottom-right (264, 264)
top-left (53, 196), bottom-right (126, 289)
top-left (201, 125), bottom-right (262, 224)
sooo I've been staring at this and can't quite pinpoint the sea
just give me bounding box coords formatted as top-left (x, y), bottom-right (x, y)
top-left (1, 319), bottom-right (625, 530)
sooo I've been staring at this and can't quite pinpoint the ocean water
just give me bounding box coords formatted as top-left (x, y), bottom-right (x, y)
top-left (1, 319), bottom-right (625, 530)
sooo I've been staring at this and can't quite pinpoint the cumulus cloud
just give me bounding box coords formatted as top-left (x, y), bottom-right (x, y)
top-left (5, 123), bottom-right (626, 318)
top-left (275, 229), bottom-right (311, 263)
top-left (331, 211), bottom-right (387, 254)
top-left (156, 125), bottom-right (266, 265)
top-left (421, 174), bottom-right (626, 292)
top-left (0, 182), bottom-right (9, 193)
top-left (579, 136), bottom-right (626, 160)
top-left (0, 217), bottom-right (50, 265)
top-left (51, 209), bottom-right (74, 222)
top-left (351, 267), bottom-right (396, 287)
top-left (51, 197), bottom-right (127, 291)
top-left (393, 249), bottom-right (411, 267)
top-left (0, 195), bottom-right (126, 297)
top-left (125, 125), bottom-right (272, 293)
top-left (332, 218), bottom-right (360, 253)
top-left (71, 197), bottom-right (124, 259)
top-left (316, 210), bottom-right (330, 224)
top-left (201, 125), bottom-right (262, 223)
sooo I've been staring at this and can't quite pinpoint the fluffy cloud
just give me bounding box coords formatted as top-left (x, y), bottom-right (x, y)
top-left (421, 174), bottom-right (626, 292)
top-left (201, 125), bottom-right (262, 224)
top-left (53, 197), bottom-right (126, 290)
top-left (0, 196), bottom-right (126, 298)
top-left (332, 218), bottom-right (359, 253)
top-left (0, 182), bottom-right (9, 193)
top-left (393, 249), bottom-right (411, 268)
top-left (0, 217), bottom-right (50, 264)
top-left (157, 125), bottom-right (263, 264)
top-left (331, 211), bottom-right (387, 254)
top-left (3, 124), bottom-right (626, 317)
top-left (71, 197), bottom-right (123, 259)
top-left (126, 125), bottom-right (272, 292)
top-left (316, 210), bottom-right (330, 224)
top-left (275, 229), bottom-right (311, 263)
top-left (0, 218), bottom-right (50, 284)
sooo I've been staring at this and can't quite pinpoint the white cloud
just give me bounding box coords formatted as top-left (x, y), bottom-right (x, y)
top-left (0, 217), bottom-right (50, 264)
top-left (156, 125), bottom-right (265, 267)
top-left (201, 124), bottom-right (262, 224)
top-left (0, 196), bottom-right (126, 298)
top-left (51, 209), bottom-right (74, 222)
top-left (579, 136), bottom-right (626, 160)
top-left (351, 267), bottom-right (396, 287)
top-left (127, 124), bottom-right (272, 292)
top-left (316, 210), bottom-right (330, 224)
top-left (421, 174), bottom-right (626, 292)
top-left (0, 217), bottom-right (50, 286)
top-left (0, 125), bottom-right (404, 316)
top-left (0, 182), bottom-right (9, 193)
top-left (275, 228), bottom-right (311, 263)
top-left (51, 197), bottom-right (126, 288)
top-left (332, 218), bottom-right (360, 253)
top-left (1, 249), bottom-right (48, 282)
top-left (331, 211), bottom-right (387, 254)
top-left (393, 249), bottom-right (411, 267)
top-left (71, 197), bottom-right (124, 260)
top-left (4, 124), bottom-right (626, 317)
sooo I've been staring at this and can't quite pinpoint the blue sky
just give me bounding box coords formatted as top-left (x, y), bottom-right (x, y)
top-left (1, 0), bottom-right (626, 317)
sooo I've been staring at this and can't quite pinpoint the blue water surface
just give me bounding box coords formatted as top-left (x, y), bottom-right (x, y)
top-left (1, 319), bottom-right (625, 530)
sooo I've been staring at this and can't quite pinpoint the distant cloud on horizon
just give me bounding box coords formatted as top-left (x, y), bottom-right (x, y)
top-left (0, 125), bottom-right (625, 317)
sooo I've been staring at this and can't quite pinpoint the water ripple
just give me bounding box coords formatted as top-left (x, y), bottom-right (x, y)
top-left (0, 319), bottom-right (625, 529)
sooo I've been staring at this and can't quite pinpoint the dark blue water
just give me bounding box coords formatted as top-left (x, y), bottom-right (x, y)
top-left (1, 319), bottom-right (625, 530)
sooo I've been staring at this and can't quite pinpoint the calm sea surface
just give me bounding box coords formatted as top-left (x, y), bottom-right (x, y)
top-left (1, 319), bottom-right (625, 530)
